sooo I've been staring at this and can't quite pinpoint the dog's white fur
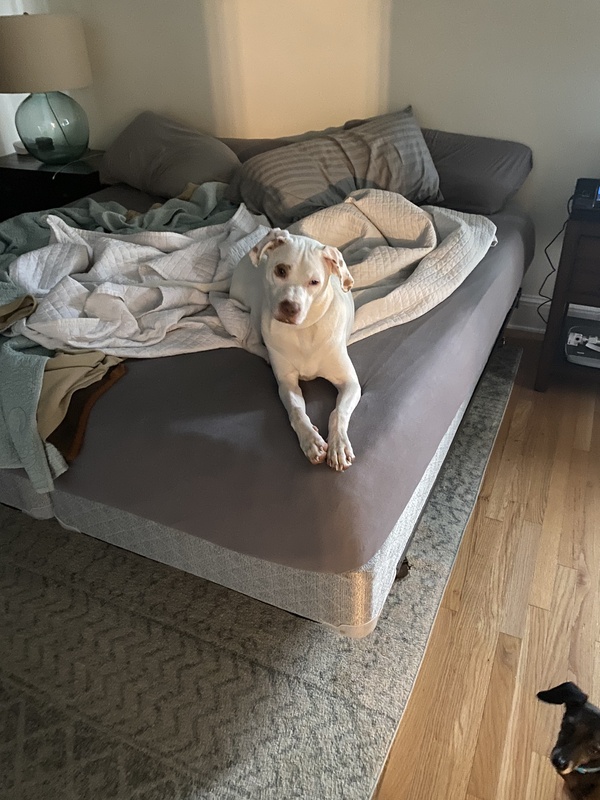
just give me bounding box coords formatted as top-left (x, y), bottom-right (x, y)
top-left (230, 228), bottom-right (361, 471)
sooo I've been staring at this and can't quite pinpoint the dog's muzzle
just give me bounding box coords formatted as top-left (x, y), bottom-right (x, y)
top-left (276, 299), bottom-right (302, 324)
top-left (552, 751), bottom-right (573, 774)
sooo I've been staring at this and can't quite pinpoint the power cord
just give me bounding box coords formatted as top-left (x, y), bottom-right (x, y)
top-left (536, 194), bottom-right (573, 324)
top-left (50, 151), bottom-right (103, 180)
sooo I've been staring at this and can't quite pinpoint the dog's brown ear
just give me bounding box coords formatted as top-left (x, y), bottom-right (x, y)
top-left (249, 229), bottom-right (290, 266)
top-left (537, 682), bottom-right (589, 708)
top-left (322, 246), bottom-right (354, 292)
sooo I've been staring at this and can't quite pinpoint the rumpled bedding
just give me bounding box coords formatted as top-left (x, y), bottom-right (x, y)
top-left (0, 185), bottom-right (496, 492)
top-left (0, 183), bottom-right (239, 492)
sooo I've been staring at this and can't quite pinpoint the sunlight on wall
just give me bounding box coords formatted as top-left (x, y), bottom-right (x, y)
top-left (204, 0), bottom-right (392, 137)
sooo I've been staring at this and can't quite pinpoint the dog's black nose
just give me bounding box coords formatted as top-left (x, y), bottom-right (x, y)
top-left (551, 752), bottom-right (570, 772)
top-left (278, 300), bottom-right (301, 319)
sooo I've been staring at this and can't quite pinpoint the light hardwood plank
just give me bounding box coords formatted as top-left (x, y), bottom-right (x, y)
top-left (483, 394), bottom-right (533, 521)
top-left (534, 566), bottom-right (578, 750)
top-left (529, 395), bottom-right (577, 608)
top-left (566, 466), bottom-right (600, 690)
top-left (467, 632), bottom-right (521, 800)
top-left (521, 389), bottom-right (567, 526)
top-left (442, 498), bottom-right (489, 613)
top-left (374, 605), bottom-right (457, 799)
top-left (558, 448), bottom-right (589, 569)
top-left (592, 641), bottom-right (600, 708)
top-left (525, 751), bottom-right (561, 799)
top-left (496, 565), bottom-right (577, 800)
top-left (573, 389), bottom-right (596, 452)
top-left (402, 515), bottom-right (510, 799)
top-left (500, 519), bottom-right (541, 638)
top-left (477, 391), bottom-right (529, 504)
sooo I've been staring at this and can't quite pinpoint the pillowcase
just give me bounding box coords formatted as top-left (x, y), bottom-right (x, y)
top-left (421, 128), bottom-right (533, 215)
top-left (99, 111), bottom-right (241, 199)
top-left (225, 108), bottom-right (442, 227)
top-left (220, 123), bottom-right (352, 163)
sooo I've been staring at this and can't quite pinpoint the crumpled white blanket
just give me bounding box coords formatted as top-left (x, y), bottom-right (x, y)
top-left (9, 189), bottom-right (497, 357)
top-left (291, 189), bottom-right (497, 344)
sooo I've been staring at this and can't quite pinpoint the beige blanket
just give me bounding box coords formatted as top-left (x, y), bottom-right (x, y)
top-left (290, 189), bottom-right (498, 344)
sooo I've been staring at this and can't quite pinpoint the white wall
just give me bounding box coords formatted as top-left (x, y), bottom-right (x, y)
top-left (2, 0), bottom-right (599, 329)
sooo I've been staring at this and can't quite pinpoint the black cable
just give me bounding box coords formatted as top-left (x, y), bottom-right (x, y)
top-left (536, 194), bottom-right (573, 324)
top-left (51, 152), bottom-right (103, 180)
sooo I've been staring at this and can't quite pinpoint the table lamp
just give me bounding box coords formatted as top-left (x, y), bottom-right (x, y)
top-left (0, 13), bottom-right (92, 165)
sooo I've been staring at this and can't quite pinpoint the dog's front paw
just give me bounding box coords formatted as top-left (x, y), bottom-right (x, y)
top-left (299, 426), bottom-right (328, 465)
top-left (327, 432), bottom-right (355, 471)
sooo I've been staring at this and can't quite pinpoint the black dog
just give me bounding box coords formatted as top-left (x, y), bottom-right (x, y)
top-left (537, 682), bottom-right (600, 798)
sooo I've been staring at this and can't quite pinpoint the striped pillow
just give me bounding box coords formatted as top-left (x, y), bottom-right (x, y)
top-left (226, 108), bottom-right (442, 227)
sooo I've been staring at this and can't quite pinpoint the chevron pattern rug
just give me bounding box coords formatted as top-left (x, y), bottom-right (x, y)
top-left (0, 345), bottom-right (520, 800)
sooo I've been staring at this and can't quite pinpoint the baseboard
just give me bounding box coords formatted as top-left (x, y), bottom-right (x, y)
top-left (507, 294), bottom-right (547, 333)
top-left (507, 295), bottom-right (600, 333)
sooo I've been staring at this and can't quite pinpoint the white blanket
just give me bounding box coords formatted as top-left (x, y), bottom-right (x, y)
top-left (9, 189), bottom-right (496, 357)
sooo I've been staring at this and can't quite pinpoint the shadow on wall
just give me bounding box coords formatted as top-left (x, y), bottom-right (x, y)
top-left (70, 0), bottom-right (218, 149)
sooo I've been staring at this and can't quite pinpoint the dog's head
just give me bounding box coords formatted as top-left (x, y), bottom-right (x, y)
top-left (249, 229), bottom-right (353, 325)
top-left (538, 682), bottom-right (600, 776)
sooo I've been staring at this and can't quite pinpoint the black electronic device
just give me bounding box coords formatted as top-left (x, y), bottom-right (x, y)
top-left (571, 177), bottom-right (600, 220)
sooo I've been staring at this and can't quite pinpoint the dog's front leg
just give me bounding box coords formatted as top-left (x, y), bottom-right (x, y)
top-left (327, 372), bottom-right (361, 471)
top-left (276, 375), bottom-right (328, 465)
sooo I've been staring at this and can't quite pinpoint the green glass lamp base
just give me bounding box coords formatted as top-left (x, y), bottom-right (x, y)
top-left (15, 91), bottom-right (90, 166)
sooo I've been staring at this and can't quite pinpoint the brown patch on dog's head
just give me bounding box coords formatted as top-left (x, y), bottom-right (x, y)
top-left (250, 228), bottom-right (290, 266)
top-left (321, 245), bottom-right (354, 292)
top-left (272, 262), bottom-right (290, 279)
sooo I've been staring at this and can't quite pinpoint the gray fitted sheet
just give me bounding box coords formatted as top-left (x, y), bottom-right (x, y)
top-left (52, 196), bottom-right (534, 574)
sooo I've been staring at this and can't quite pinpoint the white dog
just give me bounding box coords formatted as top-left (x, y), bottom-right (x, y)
top-left (230, 228), bottom-right (361, 471)
top-left (139, 226), bottom-right (360, 468)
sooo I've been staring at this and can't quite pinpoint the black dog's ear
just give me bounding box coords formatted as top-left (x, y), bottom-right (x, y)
top-left (537, 682), bottom-right (589, 708)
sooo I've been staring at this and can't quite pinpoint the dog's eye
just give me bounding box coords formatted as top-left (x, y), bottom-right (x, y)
top-left (309, 279), bottom-right (320, 286)
top-left (275, 266), bottom-right (287, 278)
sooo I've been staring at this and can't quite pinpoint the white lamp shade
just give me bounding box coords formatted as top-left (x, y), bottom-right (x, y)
top-left (0, 14), bottom-right (92, 94)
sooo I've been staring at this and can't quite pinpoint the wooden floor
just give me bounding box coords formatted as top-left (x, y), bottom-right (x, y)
top-left (374, 332), bottom-right (600, 800)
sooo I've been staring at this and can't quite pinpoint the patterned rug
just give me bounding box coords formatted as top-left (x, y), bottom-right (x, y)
top-left (0, 345), bottom-right (520, 800)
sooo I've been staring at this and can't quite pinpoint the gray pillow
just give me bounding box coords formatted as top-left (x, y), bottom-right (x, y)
top-left (421, 128), bottom-right (533, 215)
top-left (220, 123), bottom-right (350, 163)
top-left (99, 111), bottom-right (241, 199)
top-left (225, 108), bottom-right (442, 227)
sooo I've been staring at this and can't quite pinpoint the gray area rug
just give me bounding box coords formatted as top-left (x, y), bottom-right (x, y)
top-left (0, 344), bottom-right (520, 800)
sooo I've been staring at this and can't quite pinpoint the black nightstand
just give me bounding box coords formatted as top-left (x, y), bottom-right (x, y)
top-left (0, 150), bottom-right (104, 222)
top-left (535, 218), bottom-right (600, 390)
